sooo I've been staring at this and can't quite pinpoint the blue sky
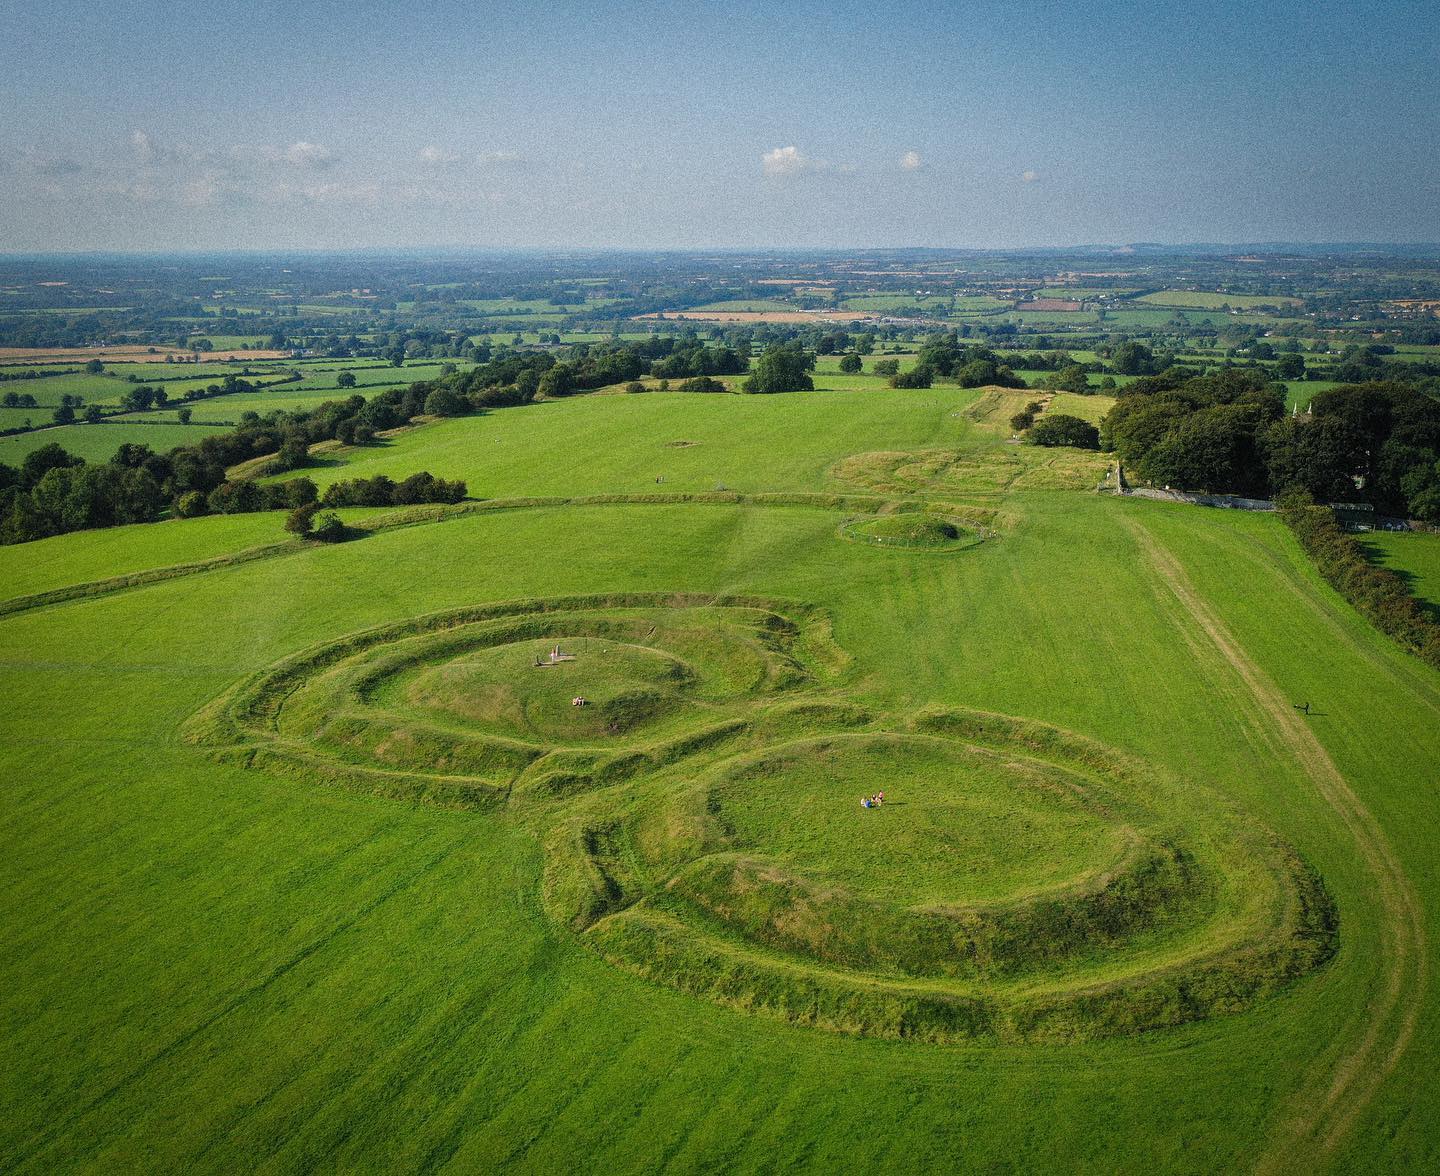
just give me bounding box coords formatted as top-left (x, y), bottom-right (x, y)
top-left (1, 0), bottom-right (1436, 251)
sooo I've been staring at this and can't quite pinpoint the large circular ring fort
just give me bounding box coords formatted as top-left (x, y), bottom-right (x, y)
top-left (187, 592), bottom-right (1334, 1045)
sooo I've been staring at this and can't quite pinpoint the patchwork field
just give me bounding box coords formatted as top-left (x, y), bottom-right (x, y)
top-left (2, 384), bottom-right (1438, 1173)
top-left (0, 346), bottom-right (289, 365)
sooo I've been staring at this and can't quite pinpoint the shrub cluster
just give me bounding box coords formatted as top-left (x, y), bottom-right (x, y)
top-left (1278, 491), bottom-right (1440, 670)
top-left (318, 472), bottom-right (466, 508)
top-left (1028, 414), bottom-right (1100, 449)
top-left (1010, 400), bottom-right (1044, 431)
top-left (910, 340), bottom-right (1026, 389)
top-left (675, 375), bottom-right (727, 393)
top-left (284, 503), bottom-right (347, 542)
top-left (448, 337), bottom-right (749, 404)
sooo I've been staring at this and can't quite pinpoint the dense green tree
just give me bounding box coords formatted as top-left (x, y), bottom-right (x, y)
top-left (1403, 459), bottom-right (1440, 521)
top-left (121, 386), bottom-right (156, 412)
top-left (312, 511), bottom-right (347, 542)
top-left (1047, 364), bottom-right (1091, 394)
top-left (207, 479), bottom-right (265, 515)
top-left (274, 435), bottom-right (311, 471)
top-left (1028, 415), bottom-right (1100, 449)
top-left (424, 386), bottom-right (470, 416)
top-left (1140, 406), bottom-right (1257, 492)
top-left (743, 344), bottom-right (814, 394)
top-left (891, 366), bottom-right (934, 389)
top-left (174, 490), bottom-right (209, 518)
top-left (21, 443), bottom-right (82, 488)
top-left (537, 365), bottom-right (576, 398)
top-left (284, 501), bottom-right (318, 537)
top-left (956, 359), bottom-right (997, 388)
top-left (1111, 341), bottom-right (1155, 376)
top-left (838, 353), bottom-right (862, 374)
top-left (1275, 352), bottom-right (1306, 380)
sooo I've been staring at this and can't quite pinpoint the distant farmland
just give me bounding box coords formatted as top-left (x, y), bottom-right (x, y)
top-left (1136, 290), bottom-right (1303, 309)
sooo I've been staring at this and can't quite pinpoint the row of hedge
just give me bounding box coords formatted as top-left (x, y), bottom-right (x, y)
top-left (1278, 491), bottom-right (1440, 670)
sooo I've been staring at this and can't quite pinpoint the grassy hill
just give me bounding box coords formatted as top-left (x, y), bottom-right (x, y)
top-left (2, 385), bottom-right (1438, 1172)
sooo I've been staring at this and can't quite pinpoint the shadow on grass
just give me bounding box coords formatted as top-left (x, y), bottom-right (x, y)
top-left (1357, 538), bottom-right (1440, 623)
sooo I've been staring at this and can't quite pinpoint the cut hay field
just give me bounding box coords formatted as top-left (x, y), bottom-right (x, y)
top-left (2, 383), bottom-right (1438, 1173)
top-left (1136, 290), bottom-right (1303, 310)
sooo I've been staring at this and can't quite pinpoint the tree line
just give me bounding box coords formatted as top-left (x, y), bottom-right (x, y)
top-left (0, 334), bottom-right (745, 545)
top-left (0, 375), bottom-right (461, 544)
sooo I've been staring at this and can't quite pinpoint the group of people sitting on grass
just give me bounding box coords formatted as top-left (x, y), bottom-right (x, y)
top-left (571, 696), bottom-right (588, 707)
top-left (860, 792), bottom-right (885, 809)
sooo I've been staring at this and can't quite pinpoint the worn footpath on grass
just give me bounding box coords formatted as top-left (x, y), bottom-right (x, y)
top-left (1126, 516), bottom-right (1427, 1172)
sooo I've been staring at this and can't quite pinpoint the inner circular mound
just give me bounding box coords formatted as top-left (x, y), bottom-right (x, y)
top-left (402, 638), bottom-right (696, 742)
top-left (709, 735), bottom-right (1132, 907)
top-left (841, 514), bottom-right (981, 551)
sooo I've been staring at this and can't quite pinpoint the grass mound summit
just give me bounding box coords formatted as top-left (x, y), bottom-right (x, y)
top-left (840, 513), bottom-right (981, 551)
top-left (187, 592), bottom-right (1335, 1045)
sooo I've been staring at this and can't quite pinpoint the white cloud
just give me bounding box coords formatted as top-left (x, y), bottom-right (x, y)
top-left (233, 140), bottom-right (336, 168)
top-left (1021, 169), bottom-right (1040, 183)
top-left (419, 144), bottom-right (460, 165)
top-left (281, 140), bottom-right (335, 168)
top-left (476, 150), bottom-right (528, 168)
top-left (131, 130), bottom-right (214, 166)
top-left (762, 145), bottom-right (817, 177)
top-left (899, 150), bottom-right (923, 171)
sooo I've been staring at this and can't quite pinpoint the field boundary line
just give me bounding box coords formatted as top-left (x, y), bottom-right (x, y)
top-left (1124, 515), bottom-right (1426, 1174)
top-left (0, 491), bottom-right (986, 620)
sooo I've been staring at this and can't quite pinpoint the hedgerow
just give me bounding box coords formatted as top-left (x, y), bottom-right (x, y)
top-left (1278, 490), bottom-right (1440, 670)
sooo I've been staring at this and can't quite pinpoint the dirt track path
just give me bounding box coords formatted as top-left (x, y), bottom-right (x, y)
top-left (1125, 516), bottom-right (1426, 1173)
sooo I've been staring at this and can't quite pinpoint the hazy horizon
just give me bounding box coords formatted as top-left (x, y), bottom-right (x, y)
top-left (4, 242), bottom-right (1440, 264)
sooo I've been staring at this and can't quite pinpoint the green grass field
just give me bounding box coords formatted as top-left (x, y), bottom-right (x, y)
top-left (1046, 391), bottom-right (1117, 423)
top-left (1366, 531), bottom-right (1440, 614)
top-left (2, 383), bottom-right (1438, 1172)
top-left (1034, 287), bottom-right (1139, 299)
top-left (0, 421), bottom-right (228, 463)
top-left (1283, 380), bottom-right (1344, 411)
top-left (687, 299), bottom-right (796, 313)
